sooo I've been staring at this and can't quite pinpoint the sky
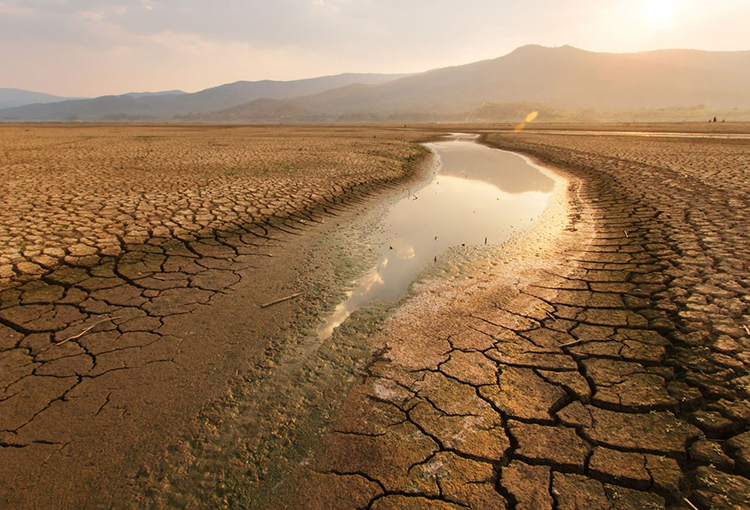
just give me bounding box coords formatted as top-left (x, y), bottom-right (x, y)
top-left (1, 0), bottom-right (748, 97)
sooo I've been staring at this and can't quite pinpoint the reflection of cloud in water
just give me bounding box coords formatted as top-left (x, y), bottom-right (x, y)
top-left (316, 262), bottom-right (385, 338)
top-left (359, 265), bottom-right (384, 294)
top-left (392, 239), bottom-right (416, 260)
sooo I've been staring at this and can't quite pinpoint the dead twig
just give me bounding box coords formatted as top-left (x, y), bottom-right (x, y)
top-left (683, 498), bottom-right (700, 510)
top-left (743, 325), bottom-right (750, 336)
top-left (58, 316), bottom-right (120, 345)
top-left (41, 316), bottom-right (120, 352)
top-left (559, 338), bottom-right (586, 348)
top-left (261, 293), bottom-right (302, 309)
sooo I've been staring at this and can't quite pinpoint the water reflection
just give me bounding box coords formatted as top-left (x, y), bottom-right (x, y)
top-left (317, 137), bottom-right (555, 339)
top-left (438, 140), bottom-right (554, 194)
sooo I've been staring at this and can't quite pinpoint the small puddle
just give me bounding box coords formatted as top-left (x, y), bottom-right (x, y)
top-left (318, 134), bottom-right (555, 339)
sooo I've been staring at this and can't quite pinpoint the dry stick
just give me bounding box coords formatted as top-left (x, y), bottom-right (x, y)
top-left (744, 325), bottom-right (750, 336)
top-left (40, 316), bottom-right (120, 353)
top-left (260, 293), bottom-right (302, 309)
top-left (559, 338), bottom-right (586, 348)
top-left (683, 498), bottom-right (700, 510)
top-left (57, 317), bottom-right (120, 345)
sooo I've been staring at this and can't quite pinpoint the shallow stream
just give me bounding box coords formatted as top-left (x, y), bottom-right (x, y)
top-left (318, 134), bottom-right (555, 338)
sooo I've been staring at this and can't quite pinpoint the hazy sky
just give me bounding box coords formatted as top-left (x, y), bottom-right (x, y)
top-left (2, 0), bottom-right (748, 97)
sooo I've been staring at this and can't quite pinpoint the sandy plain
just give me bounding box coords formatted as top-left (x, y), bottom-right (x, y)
top-left (1, 123), bottom-right (749, 509)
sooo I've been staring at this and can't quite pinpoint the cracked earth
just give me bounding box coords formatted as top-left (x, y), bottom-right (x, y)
top-left (279, 131), bottom-right (750, 509)
top-left (2, 125), bottom-right (749, 509)
top-left (0, 125), bottom-right (433, 507)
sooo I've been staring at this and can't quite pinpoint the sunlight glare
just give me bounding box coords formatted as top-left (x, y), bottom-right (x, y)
top-left (643, 0), bottom-right (678, 28)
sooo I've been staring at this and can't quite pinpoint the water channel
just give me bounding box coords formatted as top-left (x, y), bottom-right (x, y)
top-left (318, 134), bottom-right (556, 338)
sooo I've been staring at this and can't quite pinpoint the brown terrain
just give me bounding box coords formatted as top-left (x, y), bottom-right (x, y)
top-left (1, 123), bottom-right (749, 509)
top-left (0, 124), bottom-right (434, 507)
top-left (276, 129), bottom-right (750, 509)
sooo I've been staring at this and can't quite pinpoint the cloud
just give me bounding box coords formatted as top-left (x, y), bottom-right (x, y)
top-left (1, 0), bottom-right (748, 96)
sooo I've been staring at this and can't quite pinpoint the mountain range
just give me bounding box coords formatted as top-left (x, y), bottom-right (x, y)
top-left (2, 45), bottom-right (749, 123)
top-left (0, 88), bottom-right (82, 109)
top-left (0, 73), bottom-right (408, 121)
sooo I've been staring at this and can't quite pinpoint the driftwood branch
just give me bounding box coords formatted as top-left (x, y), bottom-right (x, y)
top-left (261, 293), bottom-right (302, 309)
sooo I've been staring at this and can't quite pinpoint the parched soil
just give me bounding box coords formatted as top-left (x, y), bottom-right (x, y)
top-left (0, 125), bottom-right (435, 508)
top-left (2, 125), bottom-right (749, 509)
top-left (0, 125), bottom-right (430, 288)
top-left (280, 132), bottom-right (750, 509)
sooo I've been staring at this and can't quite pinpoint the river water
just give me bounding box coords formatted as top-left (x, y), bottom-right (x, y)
top-left (318, 134), bottom-right (555, 338)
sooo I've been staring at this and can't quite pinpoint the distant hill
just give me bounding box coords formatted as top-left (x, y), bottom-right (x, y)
top-left (2, 46), bottom-right (749, 123)
top-left (294, 45), bottom-right (750, 116)
top-left (122, 90), bottom-right (187, 98)
top-left (0, 73), bottom-right (409, 121)
top-left (0, 88), bottom-right (81, 109)
top-left (184, 98), bottom-right (326, 124)
top-left (181, 46), bottom-right (750, 124)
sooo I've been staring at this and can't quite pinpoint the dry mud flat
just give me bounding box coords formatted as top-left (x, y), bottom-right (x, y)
top-left (0, 125), bottom-right (435, 507)
top-left (281, 131), bottom-right (750, 509)
top-left (2, 125), bottom-right (749, 509)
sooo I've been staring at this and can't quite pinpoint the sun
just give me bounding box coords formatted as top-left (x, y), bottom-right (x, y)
top-left (643, 0), bottom-right (678, 28)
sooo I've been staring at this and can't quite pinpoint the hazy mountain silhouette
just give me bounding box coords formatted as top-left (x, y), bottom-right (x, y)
top-left (0, 88), bottom-right (81, 109)
top-left (185, 98), bottom-right (325, 123)
top-left (0, 74), bottom-right (408, 121)
top-left (295, 45), bottom-right (750, 115)
top-left (122, 90), bottom-right (187, 98)
top-left (2, 46), bottom-right (749, 122)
